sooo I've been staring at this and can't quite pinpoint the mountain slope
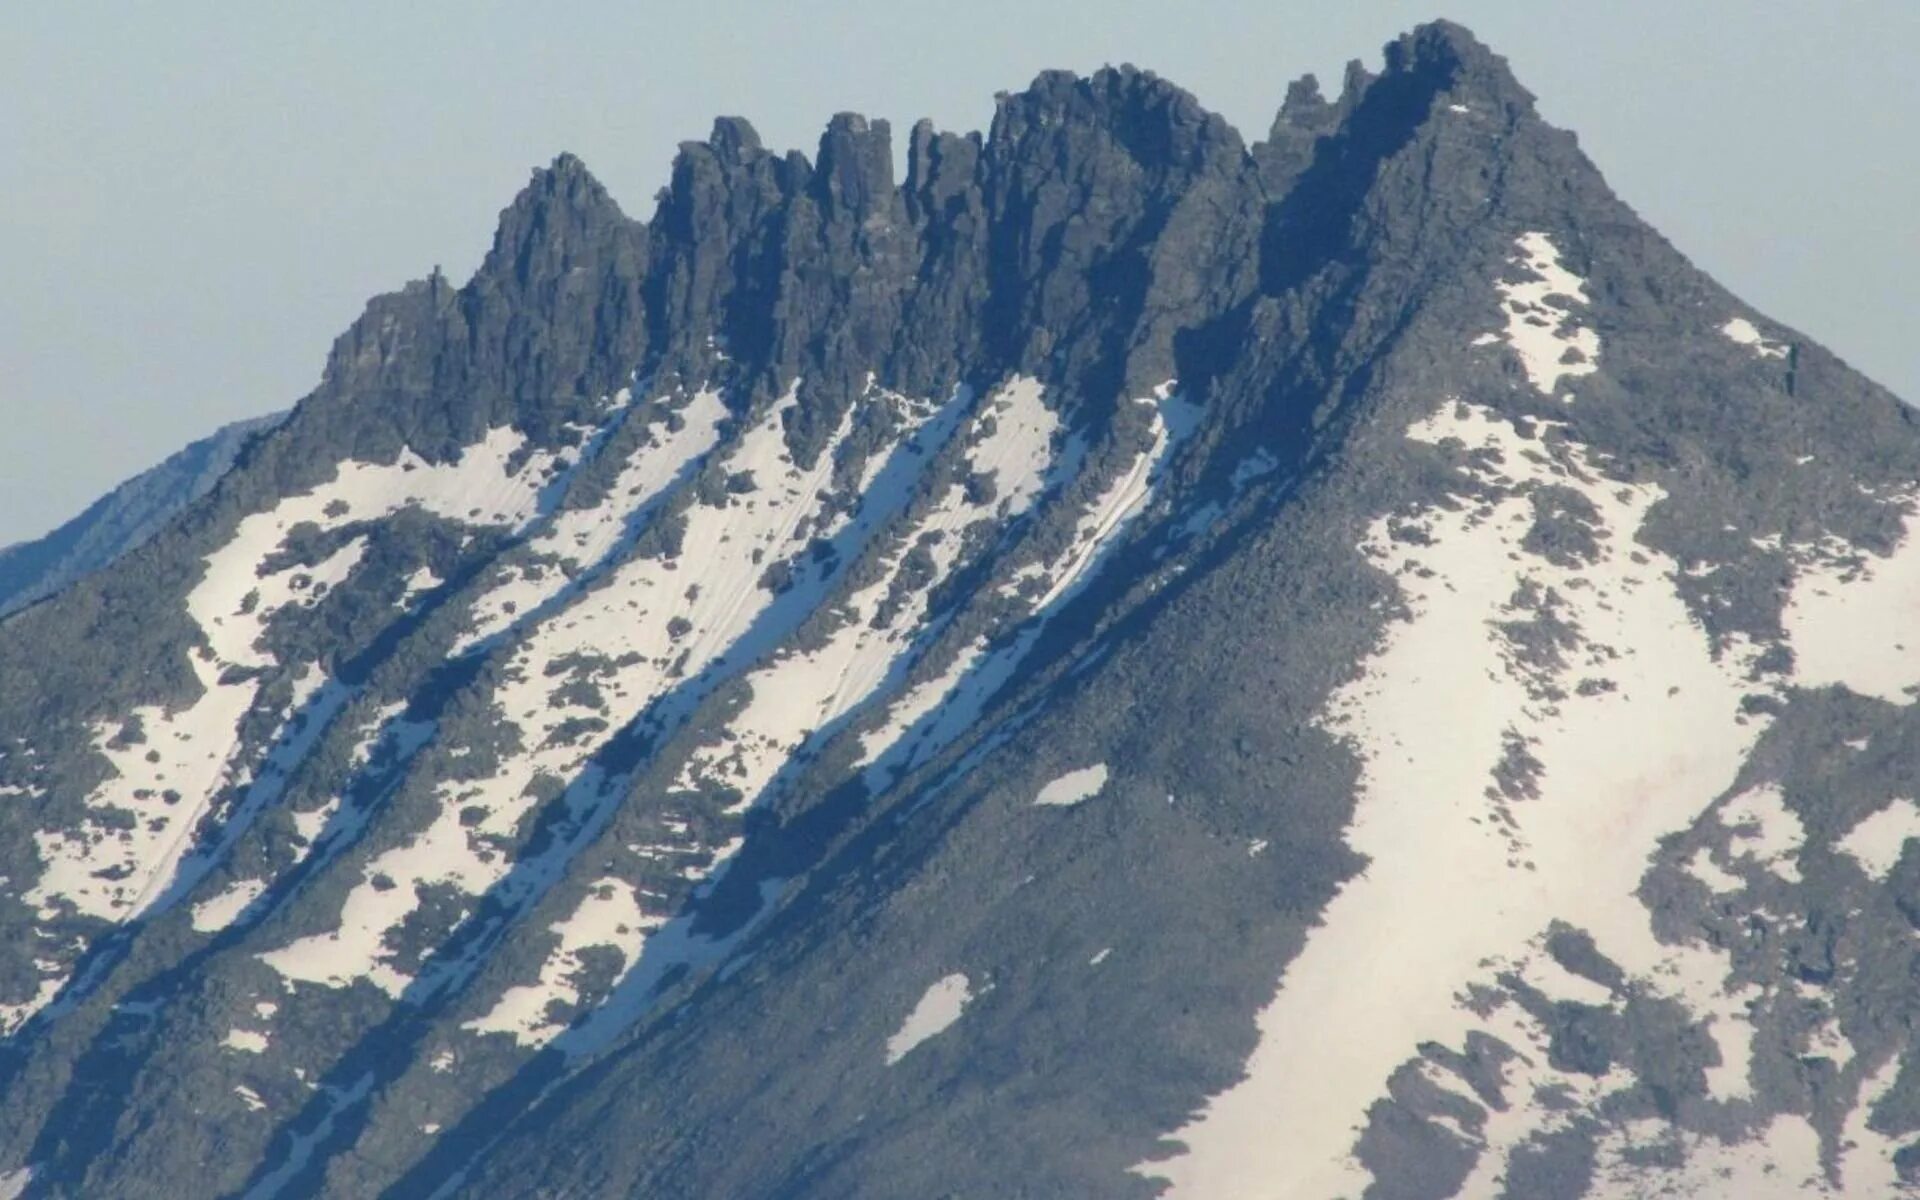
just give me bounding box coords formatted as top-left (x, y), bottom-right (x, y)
top-left (3, 21), bottom-right (1919, 1200)
top-left (0, 412), bottom-right (284, 617)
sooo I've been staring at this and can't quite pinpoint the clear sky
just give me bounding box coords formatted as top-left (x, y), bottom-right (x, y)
top-left (2, 3), bottom-right (1915, 545)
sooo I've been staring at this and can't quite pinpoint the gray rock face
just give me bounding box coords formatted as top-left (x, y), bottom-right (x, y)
top-left (1, 20), bottom-right (1918, 1199)
top-left (0, 413), bottom-right (283, 618)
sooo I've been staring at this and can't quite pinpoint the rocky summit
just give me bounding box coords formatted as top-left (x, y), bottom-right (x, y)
top-left (3, 20), bottom-right (1919, 1199)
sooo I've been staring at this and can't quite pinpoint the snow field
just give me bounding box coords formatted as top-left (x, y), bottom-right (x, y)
top-left (463, 380), bottom-right (1035, 1045)
top-left (1142, 399), bottom-right (1769, 1198)
top-left (11, 427), bottom-right (572, 1033)
top-left (273, 382), bottom-right (981, 1013)
top-left (263, 388), bottom-right (845, 995)
top-left (1146, 377), bottom-right (1920, 1195)
top-left (25, 424), bottom-right (566, 932)
top-left (461, 381), bottom-right (1189, 1058)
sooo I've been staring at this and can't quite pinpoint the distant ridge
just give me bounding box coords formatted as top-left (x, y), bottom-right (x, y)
top-left (0, 411), bottom-right (284, 617)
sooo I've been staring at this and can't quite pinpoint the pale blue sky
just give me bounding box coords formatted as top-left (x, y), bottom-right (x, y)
top-left (2, 3), bottom-right (1915, 544)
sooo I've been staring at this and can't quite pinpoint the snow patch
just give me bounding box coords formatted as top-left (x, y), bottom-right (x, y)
top-left (885, 972), bottom-right (973, 1064)
top-left (1721, 316), bottom-right (1790, 360)
top-left (1585, 1054), bottom-right (1900, 1199)
top-left (239, 1072), bottom-right (374, 1200)
top-left (0, 1166), bottom-right (35, 1200)
top-left (1784, 506), bottom-right (1920, 704)
top-left (1000, 385), bottom-right (1196, 611)
top-left (1717, 784), bottom-right (1805, 883)
top-left (396, 565), bottom-right (442, 609)
top-left (0, 977), bottom-right (64, 1038)
top-left (1588, 1116), bottom-right (1823, 1197)
top-left (549, 876), bottom-right (787, 1061)
top-left (463, 878), bottom-right (662, 1046)
top-left (1686, 846), bottom-right (1746, 895)
top-left (1805, 1013), bottom-right (1855, 1067)
top-left (1446, 994), bottom-right (1619, 1199)
top-left (1486, 231), bottom-right (1600, 398)
top-left (1836, 797), bottom-right (1920, 879)
top-left (1034, 763), bottom-right (1108, 807)
top-left (190, 878), bottom-right (268, 933)
top-left (224, 1028), bottom-right (270, 1054)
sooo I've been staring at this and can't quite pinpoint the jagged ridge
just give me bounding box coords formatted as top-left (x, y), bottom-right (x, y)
top-left (2, 19), bottom-right (1919, 1200)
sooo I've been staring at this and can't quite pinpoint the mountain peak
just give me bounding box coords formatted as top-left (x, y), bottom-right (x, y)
top-left (706, 115), bottom-right (764, 163)
top-left (9, 24), bottom-right (1919, 1200)
top-left (507, 151), bottom-right (619, 221)
top-left (814, 112), bottom-right (895, 211)
top-left (1387, 18), bottom-right (1537, 111)
top-left (1396, 17), bottom-right (1496, 64)
top-left (541, 149), bottom-right (595, 183)
top-left (1257, 20), bottom-right (1538, 199)
top-left (991, 63), bottom-right (1243, 167)
top-left (481, 152), bottom-right (632, 282)
top-left (1278, 72), bottom-right (1331, 124)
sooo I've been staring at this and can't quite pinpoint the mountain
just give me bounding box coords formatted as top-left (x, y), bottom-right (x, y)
top-left (0, 413), bottom-right (286, 619)
top-left (3, 20), bottom-right (1919, 1199)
